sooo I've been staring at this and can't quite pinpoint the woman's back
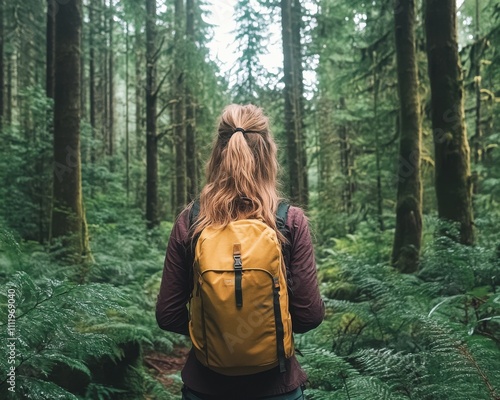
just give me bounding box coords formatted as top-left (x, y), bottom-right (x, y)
top-left (156, 104), bottom-right (324, 399)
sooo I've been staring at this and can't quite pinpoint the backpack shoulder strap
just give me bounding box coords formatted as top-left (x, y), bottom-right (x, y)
top-left (276, 202), bottom-right (291, 270)
top-left (189, 199), bottom-right (201, 229)
top-left (276, 202), bottom-right (290, 236)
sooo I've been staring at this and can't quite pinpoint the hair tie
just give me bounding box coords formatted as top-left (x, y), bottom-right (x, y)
top-left (233, 127), bottom-right (246, 135)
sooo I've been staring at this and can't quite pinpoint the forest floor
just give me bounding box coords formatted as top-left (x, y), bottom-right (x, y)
top-left (144, 347), bottom-right (190, 390)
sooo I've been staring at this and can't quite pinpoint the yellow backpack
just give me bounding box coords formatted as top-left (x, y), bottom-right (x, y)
top-left (188, 202), bottom-right (294, 376)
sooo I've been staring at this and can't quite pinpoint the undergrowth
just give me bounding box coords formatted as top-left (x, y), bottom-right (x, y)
top-left (0, 216), bottom-right (185, 400)
top-left (298, 216), bottom-right (500, 400)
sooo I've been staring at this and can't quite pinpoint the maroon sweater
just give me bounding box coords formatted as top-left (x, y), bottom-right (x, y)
top-left (156, 206), bottom-right (325, 399)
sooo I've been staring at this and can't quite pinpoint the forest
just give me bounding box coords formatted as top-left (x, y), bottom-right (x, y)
top-left (0, 0), bottom-right (500, 399)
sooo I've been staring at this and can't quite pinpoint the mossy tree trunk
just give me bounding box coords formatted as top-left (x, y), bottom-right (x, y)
top-left (281, 0), bottom-right (308, 207)
top-left (0, 0), bottom-right (5, 129)
top-left (89, 0), bottom-right (97, 166)
top-left (425, 0), bottom-right (474, 245)
top-left (51, 0), bottom-right (92, 266)
top-left (145, 0), bottom-right (159, 229)
top-left (292, 0), bottom-right (308, 208)
top-left (174, 0), bottom-right (187, 213)
top-left (391, 0), bottom-right (423, 273)
top-left (45, 0), bottom-right (55, 100)
top-left (185, 0), bottom-right (198, 202)
top-left (107, 0), bottom-right (114, 159)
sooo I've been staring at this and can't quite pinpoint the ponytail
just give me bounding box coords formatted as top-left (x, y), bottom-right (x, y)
top-left (192, 104), bottom-right (285, 243)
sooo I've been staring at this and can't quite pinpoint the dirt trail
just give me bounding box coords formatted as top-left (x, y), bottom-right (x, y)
top-left (144, 347), bottom-right (190, 387)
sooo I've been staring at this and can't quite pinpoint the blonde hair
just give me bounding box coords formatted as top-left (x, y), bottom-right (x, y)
top-left (192, 104), bottom-right (285, 242)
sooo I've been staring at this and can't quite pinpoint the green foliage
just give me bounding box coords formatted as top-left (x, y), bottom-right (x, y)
top-left (0, 86), bottom-right (53, 243)
top-left (0, 267), bottom-right (121, 398)
top-left (298, 223), bottom-right (500, 400)
top-left (233, 0), bottom-right (272, 102)
top-left (0, 218), bottom-right (184, 399)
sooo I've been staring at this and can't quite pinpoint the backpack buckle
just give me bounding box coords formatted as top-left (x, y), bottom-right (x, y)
top-left (233, 244), bottom-right (243, 307)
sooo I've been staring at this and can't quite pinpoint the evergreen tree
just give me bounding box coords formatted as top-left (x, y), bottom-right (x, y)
top-left (391, 0), bottom-right (423, 273)
top-left (51, 0), bottom-right (92, 266)
top-left (281, 0), bottom-right (308, 207)
top-left (425, 0), bottom-right (475, 245)
top-left (145, 0), bottom-right (159, 228)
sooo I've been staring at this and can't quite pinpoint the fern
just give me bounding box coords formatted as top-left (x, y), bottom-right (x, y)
top-left (0, 270), bottom-right (127, 399)
top-left (300, 227), bottom-right (500, 400)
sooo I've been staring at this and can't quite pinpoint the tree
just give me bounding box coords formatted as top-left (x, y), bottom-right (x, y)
top-left (185, 0), bottom-right (198, 202)
top-left (173, 0), bottom-right (186, 212)
top-left (51, 0), bottom-right (92, 265)
top-left (391, 0), bottom-right (423, 273)
top-left (233, 0), bottom-right (268, 102)
top-left (281, 0), bottom-right (308, 207)
top-left (89, 0), bottom-right (97, 164)
top-left (145, 0), bottom-right (159, 228)
top-left (107, 0), bottom-right (114, 157)
top-left (0, 0), bottom-right (4, 128)
top-left (425, 0), bottom-right (474, 245)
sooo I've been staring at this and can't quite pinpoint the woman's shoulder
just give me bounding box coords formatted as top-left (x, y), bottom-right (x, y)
top-left (170, 205), bottom-right (193, 243)
top-left (285, 204), bottom-right (309, 228)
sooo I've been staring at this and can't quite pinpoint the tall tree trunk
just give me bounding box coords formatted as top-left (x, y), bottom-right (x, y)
top-left (391, 0), bottom-right (423, 273)
top-left (9, 45), bottom-right (18, 125)
top-left (174, 0), bottom-right (186, 212)
top-left (338, 98), bottom-right (354, 232)
top-left (89, 0), bottom-right (96, 165)
top-left (291, 0), bottom-right (308, 207)
top-left (185, 0), bottom-right (197, 202)
top-left (145, 0), bottom-right (158, 228)
top-left (108, 0), bottom-right (114, 158)
top-left (41, 0), bottom-right (56, 244)
top-left (473, 0), bottom-right (482, 166)
top-left (46, 0), bottom-right (55, 100)
top-left (425, 0), bottom-right (474, 245)
top-left (6, 46), bottom-right (11, 125)
top-left (80, 21), bottom-right (86, 123)
top-left (51, 0), bottom-right (92, 266)
top-left (0, 0), bottom-right (4, 128)
top-left (125, 22), bottom-right (130, 203)
top-left (281, 0), bottom-right (301, 206)
top-left (99, 0), bottom-right (110, 155)
top-left (135, 15), bottom-right (144, 160)
top-left (373, 51), bottom-right (385, 232)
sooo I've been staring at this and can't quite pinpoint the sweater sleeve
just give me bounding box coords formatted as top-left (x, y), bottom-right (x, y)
top-left (155, 210), bottom-right (191, 336)
top-left (287, 207), bottom-right (325, 334)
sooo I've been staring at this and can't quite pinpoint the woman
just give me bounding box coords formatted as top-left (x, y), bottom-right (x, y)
top-left (156, 104), bottom-right (324, 400)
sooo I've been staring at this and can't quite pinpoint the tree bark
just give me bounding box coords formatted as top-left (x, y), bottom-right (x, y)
top-left (135, 15), bottom-right (143, 160)
top-left (125, 22), bottom-right (130, 202)
top-left (145, 0), bottom-right (159, 228)
top-left (425, 0), bottom-right (474, 245)
top-left (51, 0), bottom-right (92, 265)
top-left (291, 0), bottom-right (308, 207)
top-left (108, 0), bottom-right (114, 158)
top-left (473, 0), bottom-right (482, 166)
top-left (174, 0), bottom-right (186, 212)
top-left (281, 0), bottom-right (305, 206)
top-left (0, 0), bottom-right (4, 128)
top-left (373, 51), bottom-right (384, 232)
top-left (338, 99), bottom-right (354, 229)
top-left (392, 0), bottom-right (423, 273)
top-left (89, 0), bottom-right (96, 165)
top-left (46, 0), bottom-right (55, 100)
top-left (101, 0), bottom-right (108, 156)
top-left (80, 21), bottom-right (86, 123)
top-left (185, 0), bottom-right (197, 202)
